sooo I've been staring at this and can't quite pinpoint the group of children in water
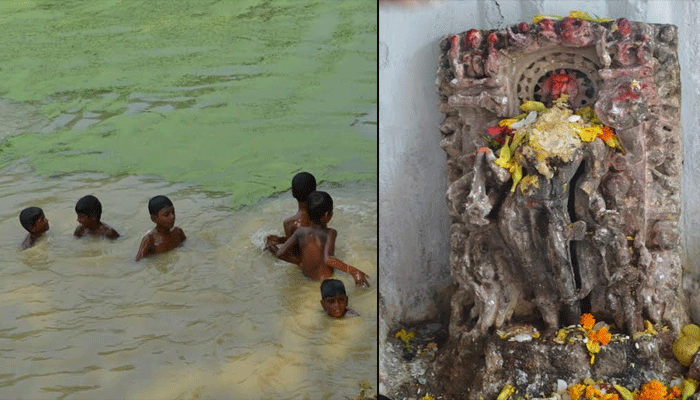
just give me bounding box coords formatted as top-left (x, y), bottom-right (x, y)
top-left (18, 172), bottom-right (369, 318)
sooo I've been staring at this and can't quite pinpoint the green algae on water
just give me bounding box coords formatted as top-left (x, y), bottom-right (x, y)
top-left (0, 0), bottom-right (377, 208)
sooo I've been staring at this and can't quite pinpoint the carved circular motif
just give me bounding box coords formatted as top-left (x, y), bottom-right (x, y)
top-left (516, 52), bottom-right (602, 108)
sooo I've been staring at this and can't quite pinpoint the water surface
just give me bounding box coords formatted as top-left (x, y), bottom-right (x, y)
top-left (0, 165), bottom-right (377, 399)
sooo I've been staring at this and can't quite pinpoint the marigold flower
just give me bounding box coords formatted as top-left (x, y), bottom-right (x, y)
top-left (599, 125), bottom-right (615, 141)
top-left (585, 385), bottom-right (602, 398)
top-left (637, 380), bottom-right (669, 400)
top-left (580, 313), bottom-right (596, 330)
top-left (596, 327), bottom-right (612, 346)
top-left (667, 386), bottom-right (681, 400)
top-left (600, 393), bottom-right (620, 400)
top-left (568, 384), bottom-right (586, 400)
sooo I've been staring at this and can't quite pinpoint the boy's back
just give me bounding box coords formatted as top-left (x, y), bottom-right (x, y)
top-left (294, 224), bottom-right (334, 281)
top-left (273, 191), bottom-right (369, 287)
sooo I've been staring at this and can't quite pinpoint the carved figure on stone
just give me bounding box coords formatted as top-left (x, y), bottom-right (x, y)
top-left (461, 225), bottom-right (520, 336)
top-left (638, 220), bottom-right (685, 331)
top-left (560, 17), bottom-right (593, 47)
top-left (497, 126), bottom-right (606, 331)
top-left (462, 147), bottom-right (509, 226)
top-left (463, 29), bottom-right (485, 78)
top-left (437, 15), bottom-right (684, 340)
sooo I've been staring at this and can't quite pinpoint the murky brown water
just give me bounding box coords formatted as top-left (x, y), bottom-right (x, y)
top-left (0, 163), bottom-right (377, 399)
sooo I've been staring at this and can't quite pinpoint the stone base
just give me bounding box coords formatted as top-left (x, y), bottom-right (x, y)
top-left (438, 328), bottom-right (688, 399)
top-left (380, 320), bottom-right (700, 400)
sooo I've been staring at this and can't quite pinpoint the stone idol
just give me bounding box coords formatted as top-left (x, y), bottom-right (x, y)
top-left (434, 14), bottom-right (693, 398)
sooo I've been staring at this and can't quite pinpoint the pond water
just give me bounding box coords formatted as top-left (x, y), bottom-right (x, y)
top-left (0, 165), bottom-right (377, 399)
top-left (0, 1), bottom-right (377, 399)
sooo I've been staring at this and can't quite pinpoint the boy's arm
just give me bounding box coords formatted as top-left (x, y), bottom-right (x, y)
top-left (74, 225), bottom-right (85, 238)
top-left (283, 217), bottom-right (295, 238)
top-left (21, 234), bottom-right (32, 250)
top-left (323, 229), bottom-right (370, 288)
top-left (265, 234), bottom-right (285, 252)
top-left (274, 231), bottom-right (301, 264)
top-left (135, 233), bottom-right (154, 261)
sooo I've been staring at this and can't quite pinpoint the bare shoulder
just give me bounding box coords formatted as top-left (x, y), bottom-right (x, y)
top-left (106, 226), bottom-right (120, 239)
top-left (174, 226), bottom-right (186, 241)
top-left (135, 230), bottom-right (155, 261)
top-left (140, 230), bottom-right (156, 245)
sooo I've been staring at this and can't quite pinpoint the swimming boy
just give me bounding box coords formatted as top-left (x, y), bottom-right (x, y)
top-left (74, 195), bottom-right (120, 239)
top-left (320, 279), bottom-right (359, 318)
top-left (265, 171), bottom-right (316, 263)
top-left (19, 206), bottom-right (49, 250)
top-left (135, 195), bottom-right (186, 261)
top-left (270, 191), bottom-right (370, 287)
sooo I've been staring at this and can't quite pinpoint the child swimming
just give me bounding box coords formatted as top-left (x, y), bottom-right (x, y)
top-left (19, 206), bottom-right (49, 250)
top-left (74, 195), bottom-right (120, 239)
top-left (265, 171), bottom-right (316, 264)
top-left (320, 278), bottom-right (358, 318)
top-left (270, 191), bottom-right (370, 287)
top-left (135, 195), bottom-right (186, 261)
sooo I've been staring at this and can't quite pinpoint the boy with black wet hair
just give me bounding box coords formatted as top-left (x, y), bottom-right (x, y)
top-left (320, 278), bottom-right (358, 318)
top-left (265, 171), bottom-right (317, 263)
top-left (19, 206), bottom-right (49, 250)
top-left (135, 195), bottom-right (186, 261)
top-left (74, 195), bottom-right (120, 239)
top-left (269, 190), bottom-right (370, 287)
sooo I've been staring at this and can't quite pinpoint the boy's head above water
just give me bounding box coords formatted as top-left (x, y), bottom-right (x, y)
top-left (148, 195), bottom-right (176, 229)
top-left (320, 279), bottom-right (348, 318)
top-left (291, 172), bottom-right (316, 202)
top-left (75, 195), bottom-right (102, 220)
top-left (148, 195), bottom-right (173, 216)
top-left (20, 206), bottom-right (49, 234)
top-left (307, 191), bottom-right (333, 224)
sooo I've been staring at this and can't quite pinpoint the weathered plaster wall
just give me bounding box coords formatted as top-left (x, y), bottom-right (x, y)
top-left (379, 0), bottom-right (700, 329)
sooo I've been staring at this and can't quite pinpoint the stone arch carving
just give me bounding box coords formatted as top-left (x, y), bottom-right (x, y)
top-left (514, 49), bottom-right (602, 109)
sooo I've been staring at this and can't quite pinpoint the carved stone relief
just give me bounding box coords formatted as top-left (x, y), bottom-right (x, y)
top-left (436, 17), bottom-right (685, 341)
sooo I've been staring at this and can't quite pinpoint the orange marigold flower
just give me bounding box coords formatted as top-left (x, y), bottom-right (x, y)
top-left (580, 313), bottom-right (596, 330)
top-left (568, 384), bottom-right (586, 400)
top-left (637, 380), bottom-right (668, 400)
top-left (600, 393), bottom-right (620, 400)
top-left (667, 386), bottom-right (681, 400)
top-left (585, 385), bottom-right (602, 399)
top-left (599, 125), bottom-right (615, 141)
top-left (596, 327), bottom-right (612, 346)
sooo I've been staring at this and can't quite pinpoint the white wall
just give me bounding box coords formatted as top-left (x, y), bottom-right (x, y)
top-left (379, 0), bottom-right (700, 327)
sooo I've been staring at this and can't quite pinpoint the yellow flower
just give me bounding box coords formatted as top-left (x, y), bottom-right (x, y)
top-left (580, 313), bottom-right (596, 330)
top-left (614, 384), bottom-right (634, 400)
top-left (496, 385), bottom-right (515, 400)
top-left (575, 106), bottom-right (601, 124)
top-left (576, 126), bottom-right (602, 142)
top-left (568, 10), bottom-right (613, 23)
top-left (499, 113), bottom-right (527, 127)
top-left (520, 100), bottom-right (547, 113)
top-left (394, 329), bottom-right (414, 349)
top-left (419, 395), bottom-right (435, 400)
top-left (532, 14), bottom-right (562, 24)
top-left (569, 384), bottom-right (586, 400)
top-left (682, 378), bottom-right (698, 400)
top-left (569, 10), bottom-right (593, 20)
